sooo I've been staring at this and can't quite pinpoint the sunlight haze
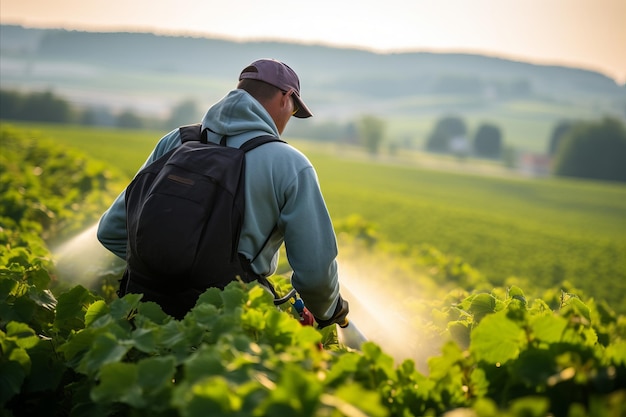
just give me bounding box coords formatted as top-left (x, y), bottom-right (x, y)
top-left (1, 0), bottom-right (625, 84)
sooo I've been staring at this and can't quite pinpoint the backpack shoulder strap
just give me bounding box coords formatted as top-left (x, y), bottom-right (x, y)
top-left (240, 135), bottom-right (285, 153)
top-left (179, 123), bottom-right (204, 144)
top-left (179, 125), bottom-right (284, 150)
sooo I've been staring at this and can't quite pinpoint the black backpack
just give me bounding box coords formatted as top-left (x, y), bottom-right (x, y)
top-left (122, 123), bottom-right (284, 318)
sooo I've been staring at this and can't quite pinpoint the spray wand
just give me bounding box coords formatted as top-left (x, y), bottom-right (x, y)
top-left (274, 285), bottom-right (367, 350)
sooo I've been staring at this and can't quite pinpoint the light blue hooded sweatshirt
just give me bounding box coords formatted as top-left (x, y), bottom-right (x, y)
top-left (97, 89), bottom-right (340, 320)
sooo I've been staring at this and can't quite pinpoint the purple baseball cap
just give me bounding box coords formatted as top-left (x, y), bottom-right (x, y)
top-left (239, 59), bottom-right (313, 118)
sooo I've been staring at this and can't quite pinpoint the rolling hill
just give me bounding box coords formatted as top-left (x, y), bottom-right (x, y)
top-left (1, 24), bottom-right (625, 152)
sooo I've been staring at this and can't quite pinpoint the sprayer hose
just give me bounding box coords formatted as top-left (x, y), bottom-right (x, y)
top-left (273, 288), bottom-right (297, 305)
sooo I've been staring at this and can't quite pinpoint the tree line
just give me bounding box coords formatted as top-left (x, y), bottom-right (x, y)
top-left (0, 89), bottom-right (201, 130)
top-left (428, 114), bottom-right (626, 182)
top-left (2, 88), bottom-right (625, 183)
top-left (326, 113), bottom-right (626, 183)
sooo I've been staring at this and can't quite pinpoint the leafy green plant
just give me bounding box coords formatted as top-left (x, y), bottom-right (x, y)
top-left (0, 124), bottom-right (124, 242)
top-left (2, 123), bottom-right (625, 417)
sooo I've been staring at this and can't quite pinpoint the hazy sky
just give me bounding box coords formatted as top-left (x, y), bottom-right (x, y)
top-left (2, 0), bottom-right (625, 83)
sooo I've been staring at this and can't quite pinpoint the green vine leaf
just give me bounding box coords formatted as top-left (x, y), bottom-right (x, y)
top-left (54, 285), bottom-right (100, 337)
top-left (90, 362), bottom-right (143, 407)
top-left (78, 332), bottom-right (131, 376)
top-left (469, 293), bottom-right (497, 322)
top-left (470, 310), bottom-right (527, 364)
top-left (84, 300), bottom-right (108, 327)
top-left (530, 314), bottom-right (568, 344)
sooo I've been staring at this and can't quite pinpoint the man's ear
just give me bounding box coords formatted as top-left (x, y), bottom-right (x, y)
top-left (279, 90), bottom-right (291, 110)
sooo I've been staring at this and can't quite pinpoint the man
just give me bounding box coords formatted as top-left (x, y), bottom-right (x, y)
top-left (97, 58), bottom-right (348, 327)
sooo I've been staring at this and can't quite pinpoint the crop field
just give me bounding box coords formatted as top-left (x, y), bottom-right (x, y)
top-left (310, 150), bottom-right (626, 310)
top-left (3, 122), bottom-right (626, 416)
top-left (16, 123), bottom-right (163, 179)
top-left (11, 122), bottom-right (626, 312)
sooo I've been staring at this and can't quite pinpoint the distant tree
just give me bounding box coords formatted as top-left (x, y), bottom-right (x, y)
top-left (425, 116), bottom-right (467, 153)
top-left (0, 90), bottom-right (24, 120)
top-left (473, 123), bottom-right (503, 158)
top-left (167, 99), bottom-right (200, 129)
top-left (548, 120), bottom-right (577, 156)
top-left (82, 106), bottom-right (116, 127)
top-left (553, 117), bottom-right (626, 182)
top-left (18, 90), bottom-right (73, 123)
top-left (79, 108), bottom-right (98, 126)
top-left (1, 89), bottom-right (85, 125)
top-left (117, 109), bottom-right (144, 129)
top-left (356, 115), bottom-right (386, 155)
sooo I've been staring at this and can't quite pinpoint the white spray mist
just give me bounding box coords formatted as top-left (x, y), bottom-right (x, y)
top-left (52, 223), bottom-right (125, 287)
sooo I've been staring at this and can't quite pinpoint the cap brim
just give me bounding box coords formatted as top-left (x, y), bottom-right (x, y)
top-left (292, 93), bottom-right (313, 118)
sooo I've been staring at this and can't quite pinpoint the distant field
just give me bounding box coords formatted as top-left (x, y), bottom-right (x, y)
top-left (9, 122), bottom-right (626, 312)
top-left (16, 123), bottom-right (164, 180)
top-left (308, 150), bottom-right (626, 310)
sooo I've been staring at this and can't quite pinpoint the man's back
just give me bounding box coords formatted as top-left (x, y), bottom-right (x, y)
top-left (98, 59), bottom-right (347, 326)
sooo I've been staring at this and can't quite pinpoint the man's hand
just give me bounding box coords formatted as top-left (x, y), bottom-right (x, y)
top-left (315, 295), bottom-right (349, 328)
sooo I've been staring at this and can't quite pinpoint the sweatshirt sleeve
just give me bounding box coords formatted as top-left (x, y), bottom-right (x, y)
top-left (96, 189), bottom-right (128, 259)
top-left (279, 166), bottom-right (340, 320)
top-left (96, 129), bottom-right (181, 259)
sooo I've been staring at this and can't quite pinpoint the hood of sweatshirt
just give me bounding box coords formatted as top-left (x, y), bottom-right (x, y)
top-left (201, 89), bottom-right (280, 147)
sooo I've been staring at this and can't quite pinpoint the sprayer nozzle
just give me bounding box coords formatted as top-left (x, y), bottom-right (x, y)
top-left (336, 318), bottom-right (368, 349)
